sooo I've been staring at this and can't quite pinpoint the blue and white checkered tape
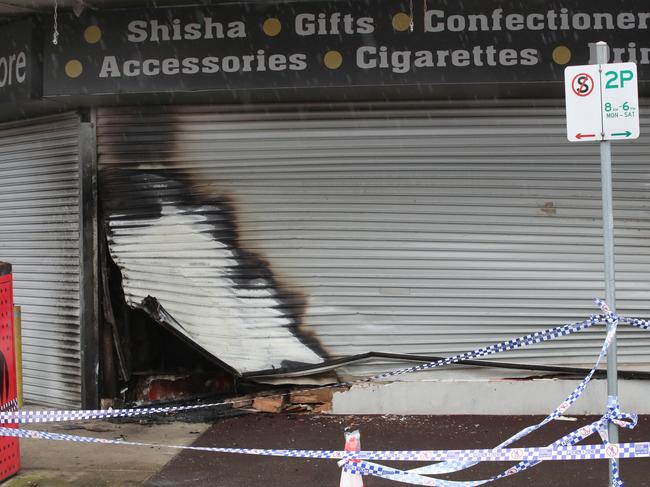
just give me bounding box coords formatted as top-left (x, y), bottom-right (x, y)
top-left (409, 307), bottom-right (619, 476)
top-left (388, 304), bottom-right (635, 486)
top-left (0, 426), bottom-right (646, 463)
top-left (0, 310), bottom-right (613, 424)
top-left (1, 299), bottom-right (648, 487)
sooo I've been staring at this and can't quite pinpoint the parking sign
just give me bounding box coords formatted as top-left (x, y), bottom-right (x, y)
top-left (564, 65), bottom-right (602, 142)
top-left (564, 62), bottom-right (640, 142)
top-left (600, 63), bottom-right (640, 140)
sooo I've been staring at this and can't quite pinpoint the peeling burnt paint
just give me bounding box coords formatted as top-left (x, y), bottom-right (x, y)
top-left (100, 167), bottom-right (327, 374)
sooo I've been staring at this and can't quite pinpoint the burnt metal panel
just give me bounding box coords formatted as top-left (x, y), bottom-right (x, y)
top-left (97, 104), bottom-right (650, 378)
top-left (100, 166), bottom-right (326, 373)
top-left (0, 113), bottom-right (82, 406)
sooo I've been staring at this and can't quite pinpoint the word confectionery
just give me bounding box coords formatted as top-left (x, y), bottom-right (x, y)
top-left (424, 8), bottom-right (650, 32)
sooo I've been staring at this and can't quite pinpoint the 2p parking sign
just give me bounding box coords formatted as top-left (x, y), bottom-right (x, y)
top-left (565, 62), bottom-right (640, 142)
top-left (601, 64), bottom-right (639, 140)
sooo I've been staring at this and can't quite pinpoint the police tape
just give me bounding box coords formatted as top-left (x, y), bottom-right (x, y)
top-left (351, 302), bottom-right (635, 487)
top-left (396, 300), bottom-right (634, 486)
top-left (341, 420), bottom-right (620, 487)
top-left (355, 306), bottom-right (627, 485)
top-left (0, 308), bottom-right (622, 424)
top-left (1, 300), bottom-right (648, 486)
top-left (344, 438), bottom-right (646, 487)
top-left (0, 409), bottom-right (641, 487)
top-left (397, 396), bottom-right (637, 487)
top-left (1, 425), bottom-right (647, 463)
top-left (410, 306), bottom-right (619, 476)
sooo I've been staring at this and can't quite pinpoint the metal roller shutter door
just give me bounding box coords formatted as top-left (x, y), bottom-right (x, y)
top-left (97, 104), bottom-right (650, 377)
top-left (0, 113), bottom-right (81, 406)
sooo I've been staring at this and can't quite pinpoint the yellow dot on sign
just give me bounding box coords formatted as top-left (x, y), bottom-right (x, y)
top-left (263, 18), bottom-right (282, 37)
top-left (65, 60), bottom-right (83, 78)
top-left (552, 45), bottom-right (572, 65)
top-left (323, 50), bottom-right (343, 70)
top-left (84, 25), bottom-right (102, 44)
top-left (392, 12), bottom-right (412, 32)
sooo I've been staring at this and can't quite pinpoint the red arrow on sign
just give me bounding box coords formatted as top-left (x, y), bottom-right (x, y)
top-left (575, 133), bottom-right (596, 139)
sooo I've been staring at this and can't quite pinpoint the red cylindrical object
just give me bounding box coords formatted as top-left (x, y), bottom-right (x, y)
top-left (0, 262), bottom-right (20, 480)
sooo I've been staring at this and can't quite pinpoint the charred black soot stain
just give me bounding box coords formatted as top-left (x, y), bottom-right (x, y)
top-left (99, 109), bottom-right (180, 165)
top-left (100, 166), bottom-right (329, 365)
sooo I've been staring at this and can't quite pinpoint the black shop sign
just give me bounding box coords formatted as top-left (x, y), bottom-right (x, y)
top-left (43, 0), bottom-right (650, 97)
top-left (0, 19), bottom-right (40, 103)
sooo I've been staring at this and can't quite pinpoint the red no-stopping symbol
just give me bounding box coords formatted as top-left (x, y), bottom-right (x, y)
top-left (571, 73), bottom-right (595, 97)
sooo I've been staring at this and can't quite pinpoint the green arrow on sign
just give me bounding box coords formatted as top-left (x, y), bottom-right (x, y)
top-left (611, 131), bottom-right (632, 137)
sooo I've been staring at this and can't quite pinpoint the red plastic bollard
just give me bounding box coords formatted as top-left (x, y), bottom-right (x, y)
top-left (0, 262), bottom-right (20, 480)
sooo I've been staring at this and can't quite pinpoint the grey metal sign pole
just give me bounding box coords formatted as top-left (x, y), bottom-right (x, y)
top-left (595, 41), bottom-right (619, 486)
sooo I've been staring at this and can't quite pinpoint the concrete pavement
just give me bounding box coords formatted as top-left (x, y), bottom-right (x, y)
top-left (4, 420), bottom-right (210, 487)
